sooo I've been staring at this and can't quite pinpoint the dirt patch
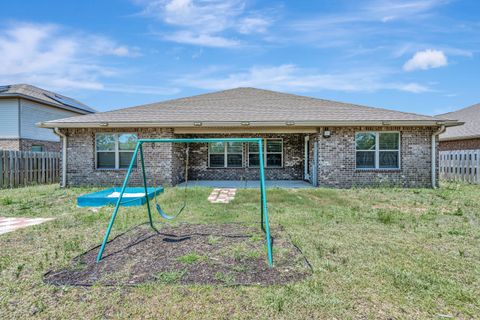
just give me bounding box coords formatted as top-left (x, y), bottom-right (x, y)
top-left (44, 223), bottom-right (311, 286)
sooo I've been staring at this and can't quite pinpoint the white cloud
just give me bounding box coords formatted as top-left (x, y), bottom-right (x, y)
top-left (89, 36), bottom-right (141, 57)
top-left (163, 31), bottom-right (241, 48)
top-left (403, 49), bottom-right (448, 71)
top-left (0, 23), bottom-right (139, 91)
top-left (398, 83), bottom-right (430, 93)
top-left (175, 64), bottom-right (431, 93)
top-left (286, 0), bottom-right (452, 51)
top-left (237, 16), bottom-right (272, 34)
top-left (367, 0), bottom-right (450, 22)
top-left (135, 0), bottom-right (273, 47)
top-left (101, 84), bottom-right (180, 95)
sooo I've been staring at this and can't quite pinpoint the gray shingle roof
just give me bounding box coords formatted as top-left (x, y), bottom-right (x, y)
top-left (40, 87), bottom-right (458, 128)
top-left (438, 103), bottom-right (480, 141)
top-left (0, 84), bottom-right (95, 114)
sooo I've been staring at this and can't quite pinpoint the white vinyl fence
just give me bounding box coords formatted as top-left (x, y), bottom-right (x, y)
top-left (440, 149), bottom-right (480, 184)
top-left (0, 150), bottom-right (60, 188)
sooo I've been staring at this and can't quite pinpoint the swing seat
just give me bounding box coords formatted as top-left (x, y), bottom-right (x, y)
top-left (156, 203), bottom-right (186, 220)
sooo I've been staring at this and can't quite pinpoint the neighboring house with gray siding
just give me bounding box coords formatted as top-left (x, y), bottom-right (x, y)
top-left (39, 88), bottom-right (460, 188)
top-left (0, 84), bottom-right (95, 152)
top-left (438, 103), bottom-right (480, 151)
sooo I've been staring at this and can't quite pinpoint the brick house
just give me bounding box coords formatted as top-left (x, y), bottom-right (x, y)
top-left (39, 88), bottom-right (460, 188)
top-left (438, 103), bottom-right (480, 151)
top-left (0, 84), bottom-right (94, 152)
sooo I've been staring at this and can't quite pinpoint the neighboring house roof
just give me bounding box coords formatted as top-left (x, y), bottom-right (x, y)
top-left (39, 87), bottom-right (459, 128)
top-left (0, 84), bottom-right (95, 114)
top-left (438, 103), bottom-right (480, 141)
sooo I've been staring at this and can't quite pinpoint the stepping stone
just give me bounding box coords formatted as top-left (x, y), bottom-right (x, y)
top-left (0, 217), bottom-right (54, 235)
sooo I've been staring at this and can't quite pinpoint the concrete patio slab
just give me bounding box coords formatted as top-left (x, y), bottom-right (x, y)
top-left (178, 180), bottom-right (313, 189)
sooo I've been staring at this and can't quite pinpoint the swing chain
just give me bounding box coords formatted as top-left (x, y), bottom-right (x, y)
top-left (154, 143), bottom-right (190, 220)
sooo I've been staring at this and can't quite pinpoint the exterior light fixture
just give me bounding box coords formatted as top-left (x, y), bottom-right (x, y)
top-left (241, 122), bottom-right (250, 126)
top-left (323, 128), bottom-right (331, 138)
top-left (285, 121), bottom-right (295, 126)
top-left (382, 121), bottom-right (391, 125)
top-left (194, 122), bottom-right (203, 126)
top-left (99, 122), bottom-right (108, 127)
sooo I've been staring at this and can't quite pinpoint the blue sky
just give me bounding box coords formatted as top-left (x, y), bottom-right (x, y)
top-left (0, 0), bottom-right (478, 115)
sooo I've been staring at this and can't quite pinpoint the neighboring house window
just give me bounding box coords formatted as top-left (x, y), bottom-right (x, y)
top-left (208, 142), bottom-right (243, 168)
top-left (355, 132), bottom-right (400, 169)
top-left (31, 145), bottom-right (44, 152)
top-left (248, 139), bottom-right (283, 168)
top-left (96, 133), bottom-right (137, 169)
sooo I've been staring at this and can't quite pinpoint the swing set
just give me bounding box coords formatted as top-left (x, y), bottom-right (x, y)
top-left (96, 138), bottom-right (274, 267)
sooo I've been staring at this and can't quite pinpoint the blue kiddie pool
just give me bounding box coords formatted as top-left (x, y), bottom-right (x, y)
top-left (77, 187), bottom-right (164, 207)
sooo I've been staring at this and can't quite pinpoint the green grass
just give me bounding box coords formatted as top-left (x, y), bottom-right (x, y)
top-left (0, 183), bottom-right (480, 318)
top-left (155, 270), bottom-right (185, 284)
top-left (177, 253), bottom-right (204, 265)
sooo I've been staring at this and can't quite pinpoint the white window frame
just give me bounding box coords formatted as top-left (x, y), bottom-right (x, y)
top-left (208, 142), bottom-right (244, 168)
top-left (355, 132), bottom-right (400, 170)
top-left (95, 133), bottom-right (138, 170)
top-left (247, 138), bottom-right (284, 168)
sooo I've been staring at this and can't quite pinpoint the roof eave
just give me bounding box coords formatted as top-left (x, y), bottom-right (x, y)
top-left (440, 134), bottom-right (480, 142)
top-left (38, 119), bottom-right (461, 129)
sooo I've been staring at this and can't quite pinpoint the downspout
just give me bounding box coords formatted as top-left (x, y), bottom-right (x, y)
top-left (431, 125), bottom-right (446, 189)
top-left (53, 128), bottom-right (67, 188)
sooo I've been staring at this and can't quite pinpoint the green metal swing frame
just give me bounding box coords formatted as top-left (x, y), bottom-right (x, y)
top-left (96, 138), bottom-right (274, 267)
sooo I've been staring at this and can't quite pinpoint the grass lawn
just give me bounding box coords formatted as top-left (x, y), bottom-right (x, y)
top-left (0, 183), bottom-right (479, 319)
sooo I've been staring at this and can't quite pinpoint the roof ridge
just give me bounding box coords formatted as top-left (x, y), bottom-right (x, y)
top-left (437, 103), bottom-right (480, 117)
top-left (89, 87), bottom-right (442, 121)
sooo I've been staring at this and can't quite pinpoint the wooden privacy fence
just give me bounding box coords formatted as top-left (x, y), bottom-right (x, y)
top-left (440, 149), bottom-right (480, 184)
top-left (0, 150), bottom-right (61, 188)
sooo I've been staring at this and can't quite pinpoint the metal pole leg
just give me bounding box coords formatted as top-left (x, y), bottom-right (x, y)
top-left (97, 143), bottom-right (140, 262)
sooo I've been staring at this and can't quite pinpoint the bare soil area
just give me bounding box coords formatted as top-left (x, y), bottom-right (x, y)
top-left (44, 223), bottom-right (311, 286)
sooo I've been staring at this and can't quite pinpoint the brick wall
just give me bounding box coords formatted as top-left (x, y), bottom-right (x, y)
top-left (439, 138), bottom-right (480, 151)
top-left (177, 133), bottom-right (304, 180)
top-left (20, 139), bottom-right (60, 152)
top-left (60, 128), bottom-right (176, 187)
top-left (315, 126), bottom-right (437, 188)
top-left (0, 138), bottom-right (59, 152)
top-left (60, 126), bottom-right (439, 188)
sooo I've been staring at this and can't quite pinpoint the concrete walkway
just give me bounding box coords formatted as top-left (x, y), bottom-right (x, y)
top-left (178, 180), bottom-right (313, 189)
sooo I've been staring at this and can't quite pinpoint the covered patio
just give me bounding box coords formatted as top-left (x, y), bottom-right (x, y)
top-left (177, 179), bottom-right (313, 189)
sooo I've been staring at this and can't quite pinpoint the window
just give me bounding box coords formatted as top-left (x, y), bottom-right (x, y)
top-left (208, 142), bottom-right (243, 168)
top-left (266, 139), bottom-right (283, 167)
top-left (96, 133), bottom-right (137, 169)
top-left (355, 132), bottom-right (400, 169)
top-left (31, 145), bottom-right (44, 152)
top-left (248, 139), bottom-right (283, 168)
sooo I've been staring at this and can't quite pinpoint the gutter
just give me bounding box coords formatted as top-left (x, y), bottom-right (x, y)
top-left (53, 128), bottom-right (67, 188)
top-left (38, 119), bottom-right (461, 129)
top-left (431, 125), bottom-right (446, 189)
